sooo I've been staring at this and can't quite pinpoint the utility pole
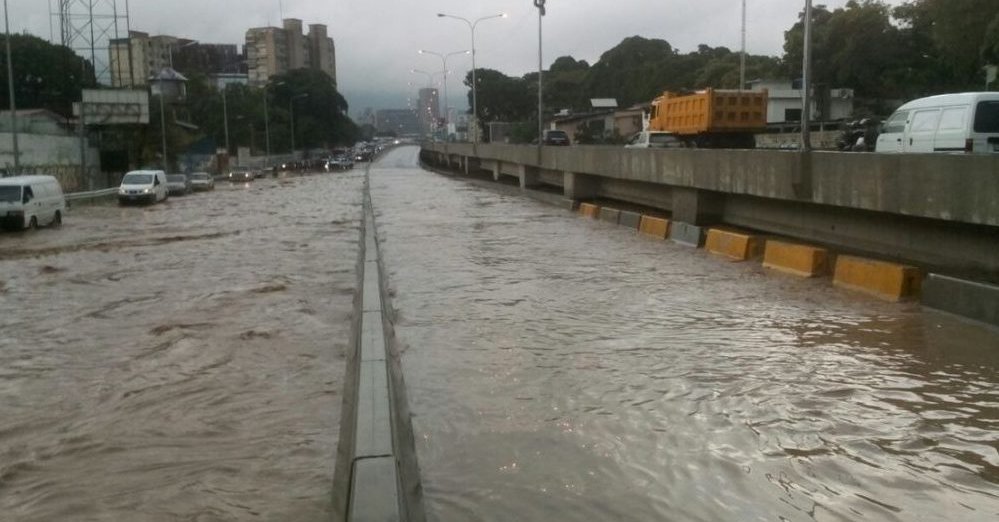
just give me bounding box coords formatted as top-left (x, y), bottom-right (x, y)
top-left (740, 0), bottom-right (747, 90)
top-left (222, 85), bottom-right (230, 153)
top-left (4, 0), bottom-right (19, 175)
top-left (535, 0), bottom-right (546, 147)
top-left (801, 0), bottom-right (813, 152)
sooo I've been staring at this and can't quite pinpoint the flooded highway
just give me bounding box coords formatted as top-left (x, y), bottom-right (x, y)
top-left (0, 172), bottom-right (364, 520)
top-left (371, 147), bottom-right (999, 521)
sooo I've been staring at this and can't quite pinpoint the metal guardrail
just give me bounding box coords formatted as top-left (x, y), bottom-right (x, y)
top-left (65, 188), bottom-right (117, 203)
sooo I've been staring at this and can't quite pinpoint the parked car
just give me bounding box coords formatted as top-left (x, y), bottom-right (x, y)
top-left (875, 92), bottom-right (999, 153)
top-left (0, 175), bottom-right (66, 230)
top-left (118, 170), bottom-right (168, 205)
top-left (227, 167), bottom-right (254, 182)
top-left (625, 131), bottom-right (683, 149)
top-left (166, 174), bottom-right (192, 196)
top-left (542, 129), bottom-right (571, 146)
top-left (189, 172), bottom-right (214, 191)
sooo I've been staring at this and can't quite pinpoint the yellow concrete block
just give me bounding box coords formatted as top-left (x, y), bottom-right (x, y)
top-left (763, 240), bottom-right (829, 277)
top-left (638, 216), bottom-right (670, 239)
top-left (579, 203), bottom-right (600, 219)
top-left (705, 228), bottom-right (764, 261)
top-left (833, 255), bottom-right (922, 301)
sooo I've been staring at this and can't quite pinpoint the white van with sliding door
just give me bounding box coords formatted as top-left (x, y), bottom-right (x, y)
top-left (875, 92), bottom-right (999, 153)
top-left (0, 175), bottom-right (66, 230)
top-left (118, 170), bottom-right (168, 205)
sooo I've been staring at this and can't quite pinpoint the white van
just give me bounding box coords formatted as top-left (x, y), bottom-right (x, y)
top-left (625, 131), bottom-right (683, 149)
top-left (875, 92), bottom-right (999, 153)
top-left (0, 175), bottom-right (66, 230)
top-left (118, 170), bottom-right (168, 205)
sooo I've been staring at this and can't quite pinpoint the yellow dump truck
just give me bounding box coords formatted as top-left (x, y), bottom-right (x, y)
top-left (648, 88), bottom-right (768, 148)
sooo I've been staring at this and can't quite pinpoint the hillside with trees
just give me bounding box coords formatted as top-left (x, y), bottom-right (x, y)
top-left (469, 0), bottom-right (999, 140)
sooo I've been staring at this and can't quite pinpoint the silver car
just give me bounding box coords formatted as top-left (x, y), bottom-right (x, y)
top-left (166, 174), bottom-right (192, 196)
top-left (189, 172), bottom-right (215, 191)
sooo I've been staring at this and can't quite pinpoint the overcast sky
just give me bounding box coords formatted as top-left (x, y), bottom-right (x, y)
top-left (14, 1), bottom-right (906, 116)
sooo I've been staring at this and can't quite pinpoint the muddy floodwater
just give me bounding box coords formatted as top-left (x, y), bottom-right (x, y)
top-left (371, 147), bottom-right (999, 521)
top-left (0, 173), bottom-right (363, 521)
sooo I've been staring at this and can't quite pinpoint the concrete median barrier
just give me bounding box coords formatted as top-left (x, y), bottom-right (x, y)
top-left (833, 255), bottom-right (922, 301)
top-left (762, 240), bottom-right (829, 277)
top-left (579, 203), bottom-right (600, 219)
top-left (638, 216), bottom-right (670, 239)
top-left (705, 228), bottom-right (764, 261)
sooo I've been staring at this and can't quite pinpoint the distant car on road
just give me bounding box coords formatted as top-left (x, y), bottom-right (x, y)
top-left (875, 92), bottom-right (999, 154)
top-left (166, 174), bottom-right (192, 196)
top-left (542, 129), bottom-right (571, 146)
top-left (118, 170), bottom-right (168, 205)
top-left (188, 172), bottom-right (214, 191)
top-left (227, 167), bottom-right (254, 182)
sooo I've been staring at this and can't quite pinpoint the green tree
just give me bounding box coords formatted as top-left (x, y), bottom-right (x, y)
top-left (0, 34), bottom-right (96, 116)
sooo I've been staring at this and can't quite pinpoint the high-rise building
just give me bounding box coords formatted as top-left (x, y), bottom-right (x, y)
top-left (110, 32), bottom-right (240, 88)
top-left (375, 109), bottom-right (421, 136)
top-left (245, 19), bottom-right (337, 87)
top-left (418, 88), bottom-right (440, 135)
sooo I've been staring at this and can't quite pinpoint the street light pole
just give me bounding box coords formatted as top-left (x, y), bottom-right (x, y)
top-left (419, 49), bottom-right (470, 132)
top-left (535, 0), bottom-right (546, 147)
top-left (159, 88), bottom-right (168, 170)
top-left (264, 87), bottom-right (271, 166)
top-left (437, 13), bottom-right (506, 143)
top-left (221, 84), bottom-right (230, 153)
top-left (290, 93), bottom-right (308, 154)
top-left (740, 0), bottom-right (747, 90)
top-left (801, 0), bottom-right (813, 151)
top-left (4, 0), bottom-right (19, 175)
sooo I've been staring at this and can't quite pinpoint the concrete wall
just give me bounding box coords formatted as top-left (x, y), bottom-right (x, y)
top-left (429, 143), bottom-right (999, 228)
top-left (0, 132), bottom-right (101, 192)
top-left (423, 143), bottom-right (999, 280)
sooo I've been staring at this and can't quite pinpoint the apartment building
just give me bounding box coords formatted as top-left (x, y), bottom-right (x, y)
top-left (109, 32), bottom-right (180, 88)
top-left (245, 19), bottom-right (337, 87)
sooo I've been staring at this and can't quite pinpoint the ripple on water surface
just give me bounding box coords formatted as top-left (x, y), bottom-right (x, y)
top-left (371, 147), bottom-right (999, 522)
top-left (0, 173), bottom-right (364, 521)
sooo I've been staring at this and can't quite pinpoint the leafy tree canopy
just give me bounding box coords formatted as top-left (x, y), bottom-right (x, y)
top-left (0, 34), bottom-right (97, 117)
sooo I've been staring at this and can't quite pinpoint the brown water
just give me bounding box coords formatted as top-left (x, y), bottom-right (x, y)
top-left (371, 147), bottom-right (999, 522)
top-left (0, 173), bottom-right (363, 521)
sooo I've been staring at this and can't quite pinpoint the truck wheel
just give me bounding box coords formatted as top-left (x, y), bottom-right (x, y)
top-left (53, 211), bottom-right (62, 226)
top-left (28, 217), bottom-right (37, 229)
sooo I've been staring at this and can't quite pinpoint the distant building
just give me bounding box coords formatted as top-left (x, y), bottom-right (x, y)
top-left (246, 19), bottom-right (337, 87)
top-left (110, 32), bottom-right (245, 88)
top-left (375, 109), bottom-right (421, 136)
top-left (749, 79), bottom-right (854, 123)
top-left (417, 88), bottom-right (440, 135)
top-left (109, 32), bottom-right (180, 88)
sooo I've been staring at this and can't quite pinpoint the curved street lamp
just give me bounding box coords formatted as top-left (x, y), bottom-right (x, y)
top-left (418, 49), bottom-right (470, 128)
top-left (436, 12), bottom-right (506, 143)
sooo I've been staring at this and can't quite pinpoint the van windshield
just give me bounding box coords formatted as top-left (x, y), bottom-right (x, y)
top-left (0, 186), bottom-right (20, 203)
top-left (122, 174), bottom-right (153, 185)
top-left (974, 101), bottom-right (999, 133)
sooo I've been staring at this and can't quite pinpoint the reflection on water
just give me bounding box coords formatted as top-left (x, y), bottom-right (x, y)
top-left (372, 147), bottom-right (999, 522)
top-left (0, 174), bottom-right (363, 521)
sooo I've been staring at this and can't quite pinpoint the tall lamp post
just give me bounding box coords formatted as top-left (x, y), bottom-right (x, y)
top-left (740, 0), bottom-right (747, 90)
top-left (436, 12), bottom-right (506, 143)
top-left (289, 93), bottom-right (308, 154)
top-left (410, 68), bottom-right (445, 89)
top-left (534, 0), bottom-right (546, 147)
top-left (221, 83), bottom-right (230, 154)
top-left (4, 0), bottom-right (19, 175)
top-left (418, 49), bottom-right (470, 130)
top-left (801, 0), bottom-right (813, 151)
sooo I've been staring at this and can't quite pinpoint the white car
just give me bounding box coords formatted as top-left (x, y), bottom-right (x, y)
top-left (625, 131), bottom-right (683, 149)
top-left (118, 170), bottom-right (168, 205)
top-left (0, 175), bottom-right (66, 230)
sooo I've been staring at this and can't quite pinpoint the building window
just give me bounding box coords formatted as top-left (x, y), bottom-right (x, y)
top-left (785, 108), bottom-right (802, 122)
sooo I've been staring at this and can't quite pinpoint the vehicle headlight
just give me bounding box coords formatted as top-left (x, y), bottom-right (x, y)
top-left (143, 188), bottom-right (152, 194)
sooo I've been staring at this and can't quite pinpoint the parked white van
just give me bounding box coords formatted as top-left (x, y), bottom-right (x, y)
top-left (0, 175), bottom-right (66, 230)
top-left (875, 92), bottom-right (999, 153)
top-left (118, 170), bottom-right (168, 205)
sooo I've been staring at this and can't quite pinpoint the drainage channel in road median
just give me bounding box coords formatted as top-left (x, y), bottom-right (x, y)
top-left (334, 170), bottom-right (425, 522)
